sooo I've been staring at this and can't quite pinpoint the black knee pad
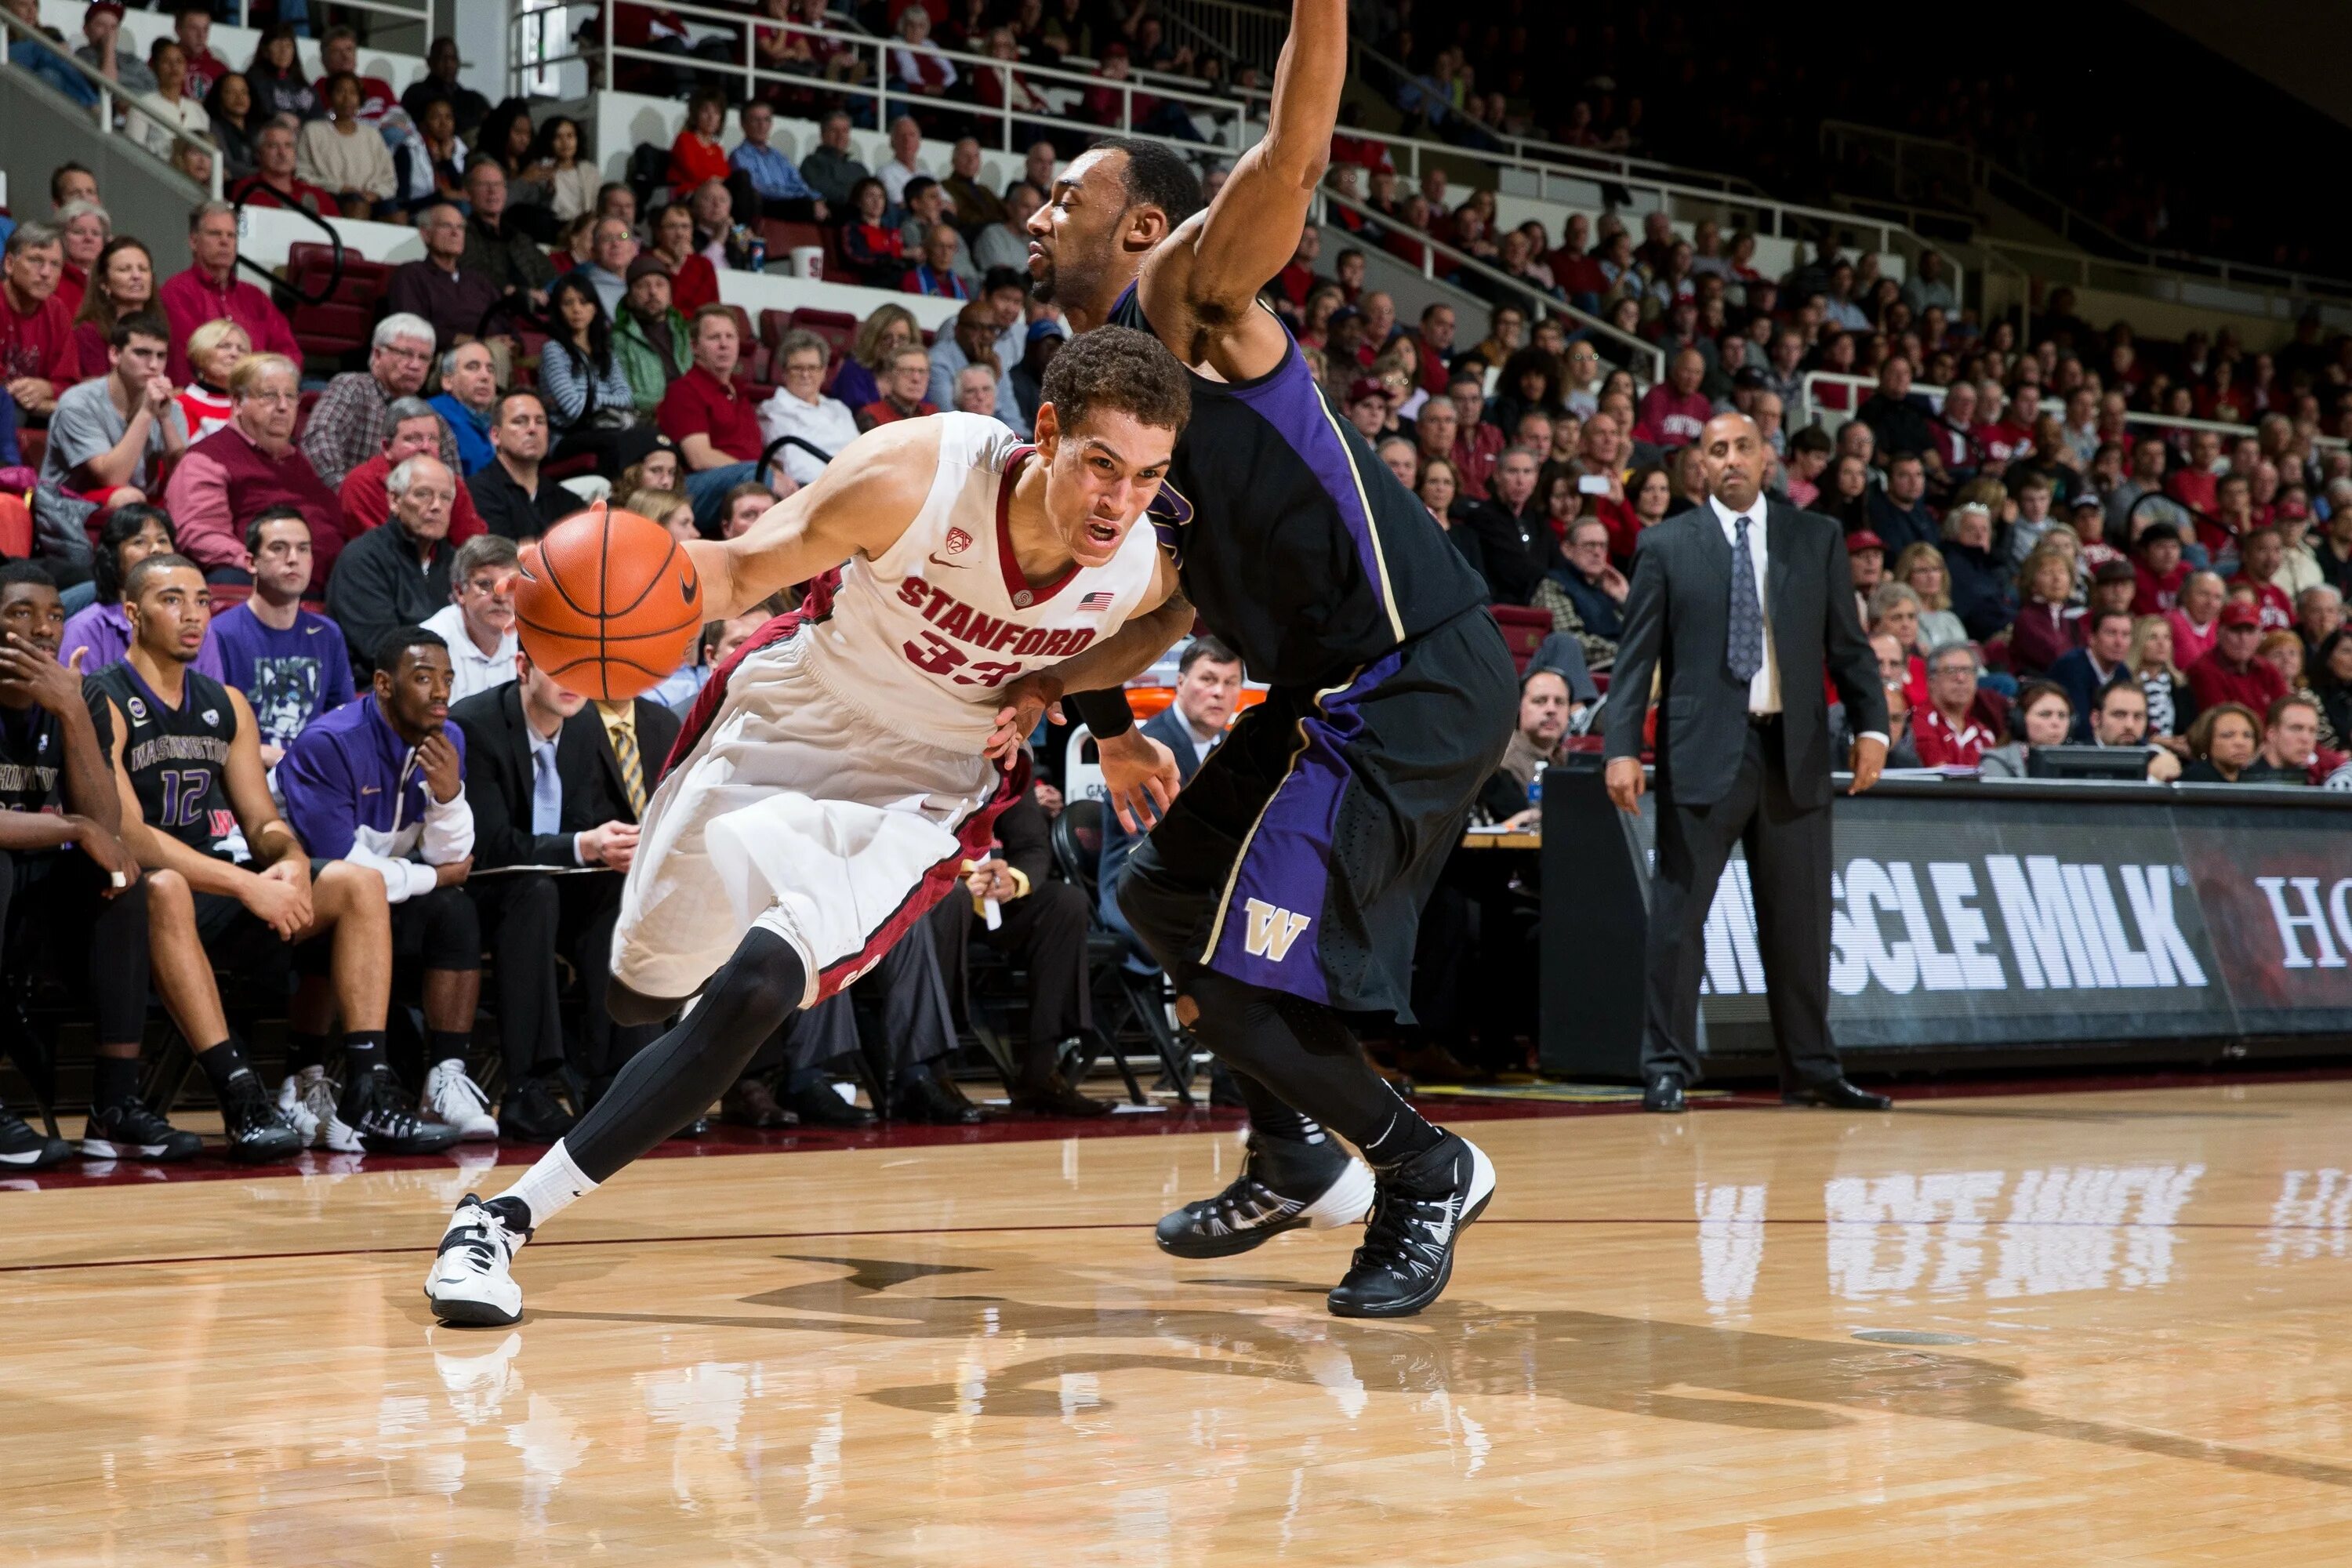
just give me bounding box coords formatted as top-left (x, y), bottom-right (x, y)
top-left (700, 929), bottom-right (808, 1026)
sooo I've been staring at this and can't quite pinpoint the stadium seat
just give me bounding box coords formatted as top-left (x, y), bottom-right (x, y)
top-left (281, 243), bottom-right (396, 369)
top-left (1488, 604), bottom-right (1552, 672)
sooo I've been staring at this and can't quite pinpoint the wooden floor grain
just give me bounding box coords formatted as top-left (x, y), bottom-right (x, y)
top-left (5, 1080), bottom-right (2351, 1566)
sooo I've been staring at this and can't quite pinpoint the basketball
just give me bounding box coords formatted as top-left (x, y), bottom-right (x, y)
top-left (514, 503), bottom-right (705, 701)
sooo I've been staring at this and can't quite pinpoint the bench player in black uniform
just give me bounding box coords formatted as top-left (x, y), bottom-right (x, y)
top-left (0, 563), bottom-right (165, 1167)
top-left (1001, 0), bottom-right (1518, 1318)
top-left (89, 554), bottom-right (456, 1157)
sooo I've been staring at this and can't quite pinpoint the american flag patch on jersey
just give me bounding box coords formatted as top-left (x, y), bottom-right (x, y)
top-left (1078, 590), bottom-right (1117, 610)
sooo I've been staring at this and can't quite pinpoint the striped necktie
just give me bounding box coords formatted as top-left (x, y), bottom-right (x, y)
top-left (601, 703), bottom-right (647, 817)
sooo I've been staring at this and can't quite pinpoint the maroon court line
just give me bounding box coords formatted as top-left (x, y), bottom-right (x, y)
top-left (4, 1214), bottom-right (2343, 1279)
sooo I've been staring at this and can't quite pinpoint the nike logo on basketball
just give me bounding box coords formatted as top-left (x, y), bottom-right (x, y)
top-left (927, 553), bottom-right (970, 569)
top-left (1242, 899), bottom-right (1312, 962)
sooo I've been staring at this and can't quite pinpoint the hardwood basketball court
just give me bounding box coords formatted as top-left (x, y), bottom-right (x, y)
top-left (6, 1075), bottom-right (2351, 1563)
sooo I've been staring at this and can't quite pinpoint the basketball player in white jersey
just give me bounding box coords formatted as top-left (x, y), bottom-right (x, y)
top-left (426, 327), bottom-right (1198, 1326)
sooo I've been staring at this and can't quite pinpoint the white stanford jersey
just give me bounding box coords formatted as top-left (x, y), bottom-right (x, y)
top-left (810, 412), bottom-right (1163, 747)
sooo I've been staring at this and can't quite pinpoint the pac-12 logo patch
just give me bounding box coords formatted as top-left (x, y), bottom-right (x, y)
top-left (944, 526), bottom-right (973, 554)
top-left (201, 710), bottom-right (219, 726)
top-left (126, 697), bottom-right (148, 722)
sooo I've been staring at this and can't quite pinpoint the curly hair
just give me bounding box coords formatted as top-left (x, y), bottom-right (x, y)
top-left (1040, 325), bottom-right (1191, 437)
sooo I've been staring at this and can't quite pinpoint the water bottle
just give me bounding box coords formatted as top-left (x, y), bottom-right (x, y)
top-left (1526, 770), bottom-right (1542, 814)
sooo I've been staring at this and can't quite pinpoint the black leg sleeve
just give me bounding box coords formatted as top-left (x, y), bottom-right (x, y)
top-left (564, 928), bottom-right (808, 1183)
top-left (1184, 968), bottom-right (1434, 1155)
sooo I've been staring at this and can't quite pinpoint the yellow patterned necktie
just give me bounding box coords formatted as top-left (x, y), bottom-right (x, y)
top-left (602, 704), bottom-right (647, 816)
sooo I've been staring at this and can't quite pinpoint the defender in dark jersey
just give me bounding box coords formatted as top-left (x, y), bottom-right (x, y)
top-left (89, 554), bottom-right (455, 1157)
top-left (0, 562), bottom-right (172, 1168)
top-left (999, 0), bottom-right (1516, 1318)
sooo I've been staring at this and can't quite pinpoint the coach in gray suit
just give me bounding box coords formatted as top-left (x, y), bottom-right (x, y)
top-left (1602, 413), bottom-right (1893, 1113)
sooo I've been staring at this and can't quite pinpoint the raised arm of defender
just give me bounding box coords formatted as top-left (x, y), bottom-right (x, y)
top-left (681, 420), bottom-right (944, 622)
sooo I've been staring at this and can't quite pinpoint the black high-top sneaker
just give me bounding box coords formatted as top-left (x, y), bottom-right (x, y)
top-left (1155, 1126), bottom-right (1376, 1260)
top-left (1326, 1131), bottom-right (1496, 1319)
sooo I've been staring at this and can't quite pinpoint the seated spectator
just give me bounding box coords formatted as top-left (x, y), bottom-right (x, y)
top-left (73, 2), bottom-right (154, 98)
top-left (320, 27), bottom-right (397, 124)
top-left (646, 202), bottom-right (720, 318)
top-left (952, 364), bottom-right (1001, 418)
top-left (1865, 452), bottom-right (1937, 554)
top-left (90, 552), bottom-right (439, 1156)
top-left (1847, 530), bottom-right (1889, 625)
top-left (328, 455), bottom-right (460, 670)
top-left (728, 101), bottom-right (826, 223)
top-left (666, 87), bottom-right (731, 194)
top-left (302, 314), bottom-right (457, 490)
top-left (2314, 630), bottom-right (2352, 751)
top-left (58, 503), bottom-right (227, 677)
top-left (904, 223), bottom-right (975, 299)
top-left (2188, 601), bottom-right (2290, 716)
top-left (758, 330), bottom-right (860, 488)
top-left (49, 201), bottom-right (105, 325)
top-left (2132, 521), bottom-right (2191, 615)
top-left (460, 159), bottom-right (557, 305)
top-left (896, 179), bottom-right (978, 285)
top-left (1098, 635), bottom-right (1236, 967)
top-left (61, 230), bottom-right (143, 380)
top-left (1541, 515), bottom-right (1627, 657)
top-left (2305, 588), bottom-right (2348, 662)
top-left (2009, 547), bottom-right (2083, 677)
top-left (211, 510), bottom-right (353, 764)
top-left (2, 223), bottom-right (74, 426)
top-left (2083, 680), bottom-right (2183, 780)
top-left (1891, 543), bottom-right (1968, 652)
top-left (2233, 528), bottom-right (2297, 630)
top-left (418, 534), bottom-right (521, 704)
top-left (1915, 642), bottom-right (1999, 768)
top-left (429, 342), bottom-right (500, 477)
top-left (397, 36), bottom-right (482, 132)
top-left (840, 178), bottom-right (908, 289)
top-left (797, 111), bottom-right (870, 209)
top-left (2168, 569), bottom-right (2227, 669)
top-left (339, 397), bottom-right (490, 552)
top-left (830, 304), bottom-right (917, 414)
top-left (938, 136), bottom-right (1003, 233)
top-left (390, 206), bottom-right (507, 359)
top-left (131, 38), bottom-right (209, 161)
top-left (299, 71), bottom-right (399, 219)
top-left (278, 624), bottom-right (489, 1137)
top-left (574, 216), bottom-right (638, 320)
top-left (1979, 681), bottom-right (2074, 779)
top-left (0, 560), bottom-right (170, 1170)
top-left (468, 389), bottom-right (577, 542)
top-left (888, 6), bottom-right (956, 100)
top-left (1009, 315), bottom-right (1062, 430)
top-left (973, 180), bottom-right (1042, 275)
top-left (538, 272), bottom-right (650, 467)
top-left (1940, 501), bottom-right (2014, 641)
top-left (1857, 357), bottom-right (1938, 467)
top-left (243, 22), bottom-right (315, 122)
top-left (159, 201), bottom-right (300, 386)
top-left (452, 648), bottom-right (667, 1134)
top-left (614, 257), bottom-right (691, 415)
top-left (687, 180), bottom-right (760, 275)
top-left (1632, 350), bottom-right (1710, 448)
top-left (656, 306), bottom-right (765, 528)
top-left (2245, 695), bottom-right (2334, 786)
top-left (2180, 702), bottom-right (2264, 783)
top-left (164, 354), bottom-right (343, 587)
top-left (32, 313), bottom-right (186, 580)
top-left (525, 115), bottom-right (597, 225)
top-left (1467, 445), bottom-right (1544, 604)
top-left (2043, 608), bottom-right (2135, 739)
top-left (924, 303), bottom-right (1018, 428)
top-left (230, 121), bottom-right (337, 219)
top-left (2257, 630), bottom-right (2329, 746)
top-left (854, 344), bottom-right (936, 432)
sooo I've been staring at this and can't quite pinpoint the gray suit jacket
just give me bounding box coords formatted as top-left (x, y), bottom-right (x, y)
top-left (1602, 495), bottom-right (1885, 809)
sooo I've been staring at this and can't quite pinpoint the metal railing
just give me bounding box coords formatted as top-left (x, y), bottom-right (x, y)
top-left (225, 0), bottom-right (430, 28)
top-left (1, 10), bottom-right (223, 200)
top-left (1312, 183), bottom-right (1663, 384)
top-left (1820, 120), bottom-right (2352, 310)
top-left (533, 0), bottom-right (1263, 158)
top-left (1155, 0), bottom-right (1287, 76)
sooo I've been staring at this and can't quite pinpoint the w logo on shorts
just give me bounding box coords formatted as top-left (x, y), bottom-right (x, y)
top-left (1242, 899), bottom-right (1312, 962)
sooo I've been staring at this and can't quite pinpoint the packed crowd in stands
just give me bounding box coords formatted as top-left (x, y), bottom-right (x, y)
top-left (3, 0), bottom-right (2351, 1164)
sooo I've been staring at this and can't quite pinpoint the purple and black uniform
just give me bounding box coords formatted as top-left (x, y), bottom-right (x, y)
top-left (1107, 285), bottom-right (1515, 1017)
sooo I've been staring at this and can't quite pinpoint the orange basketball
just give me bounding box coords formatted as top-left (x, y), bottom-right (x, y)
top-left (514, 504), bottom-right (705, 701)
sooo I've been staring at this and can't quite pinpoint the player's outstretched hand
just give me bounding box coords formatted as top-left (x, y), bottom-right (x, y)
top-left (1098, 729), bottom-right (1180, 833)
top-left (985, 674), bottom-right (1064, 764)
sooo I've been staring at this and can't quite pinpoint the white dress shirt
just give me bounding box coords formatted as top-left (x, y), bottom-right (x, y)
top-left (421, 604), bottom-right (518, 706)
top-left (1707, 493), bottom-right (1782, 716)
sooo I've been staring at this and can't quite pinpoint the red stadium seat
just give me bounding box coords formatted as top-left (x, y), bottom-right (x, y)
top-left (758, 308), bottom-right (794, 358)
top-left (281, 243), bottom-right (395, 367)
top-left (1488, 604), bottom-right (1552, 673)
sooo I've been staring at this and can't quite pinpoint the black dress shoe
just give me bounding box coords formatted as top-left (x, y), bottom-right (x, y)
top-left (720, 1076), bottom-right (797, 1129)
top-left (1782, 1078), bottom-right (1893, 1111)
top-left (499, 1076), bottom-right (577, 1143)
top-left (891, 1069), bottom-right (985, 1124)
top-left (1008, 1071), bottom-right (1112, 1118)
top-left (786, 1080), bottom-right (878, 1128)
top-left (1642, 1073), bottom-right (1687, 1113)
top-left (668, 1115), bottom-right (710, 1139)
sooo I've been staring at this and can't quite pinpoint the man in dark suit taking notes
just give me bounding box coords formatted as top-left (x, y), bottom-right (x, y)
top-left (1602, 413), bottom-right (1893, 1114)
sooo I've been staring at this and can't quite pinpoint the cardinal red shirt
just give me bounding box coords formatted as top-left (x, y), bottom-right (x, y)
top-left (2234, 576), bottom-right (2296, 630)
top-left (0, 286), bottom-right (74, 389)
top-left (1914, 706), bottom-right (1996, 768)
top-left (2167, 467), bottom-right (2220, 514)
top-left (658, 366), bottom-right (763, 462)
top-left (1972, 421), bottom-right (2032, 465)
top-left (2132, 560), bottom-right (2190, 615)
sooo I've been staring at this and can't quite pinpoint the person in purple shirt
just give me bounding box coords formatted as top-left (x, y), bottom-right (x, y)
top-left (209, 508), bottom-right (354, 765)
top-left (57, 504), bottom-right (227, 680)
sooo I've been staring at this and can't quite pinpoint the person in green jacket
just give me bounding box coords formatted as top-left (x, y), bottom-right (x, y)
top-left (610, 257), bottom-right (691, 414)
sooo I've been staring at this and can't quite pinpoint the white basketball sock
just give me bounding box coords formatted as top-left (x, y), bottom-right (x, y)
top-left (496, 1139), bottom-right (599, 1236)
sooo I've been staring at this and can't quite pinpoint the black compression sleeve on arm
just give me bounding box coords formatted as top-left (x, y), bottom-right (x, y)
top-left (1064, 686), bottom-right (1136, 740)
